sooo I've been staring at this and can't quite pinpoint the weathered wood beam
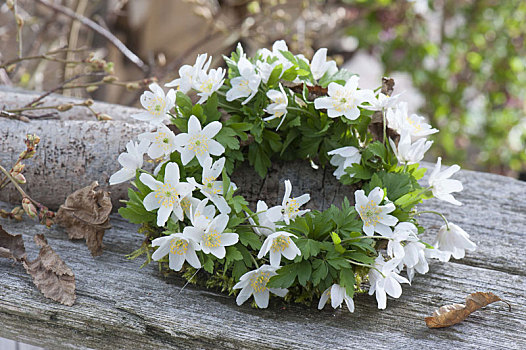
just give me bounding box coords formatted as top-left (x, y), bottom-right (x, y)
top-left (1, 168), bottom-right (525, 349)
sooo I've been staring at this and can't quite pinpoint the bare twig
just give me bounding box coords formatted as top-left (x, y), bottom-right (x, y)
top-left (0, 110), bottom-right (29, 122)
top-left (35, 0), bottom-right (147, 72)
top-left (24, 72), bottom-right (107, 107)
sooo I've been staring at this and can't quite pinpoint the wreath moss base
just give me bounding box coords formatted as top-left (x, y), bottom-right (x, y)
top-left (114, 41), bottom-right (476, 312)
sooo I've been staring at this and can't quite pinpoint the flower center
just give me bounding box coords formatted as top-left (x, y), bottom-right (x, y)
top-left (286, 198), bottom-right (300, 216)
top-left (271, 235), bottom-right (291, 252)
top-left (250, 272), bottom-right (270, 293)
top-left (170, 238), bottom-right (188, 255)
top-left (359, 200), bottom-right (382, 227)
top-left (204, 229), bottom-right (221, 248)
top-left (155, 132), bottom-right (172, 150)
top-left (148, 97), bottom-right (166, 116)
top-left (188, 134), bottom-right (210, 155)
top-left (163, 138), bottom-right (169, 144)
top-left (155, 183), bottom-right (179, 207)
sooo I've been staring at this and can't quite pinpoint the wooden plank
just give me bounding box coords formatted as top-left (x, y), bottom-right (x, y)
top-left (1, 166), bottom-right (525, 349)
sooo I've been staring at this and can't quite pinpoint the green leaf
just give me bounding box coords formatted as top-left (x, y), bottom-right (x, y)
top-left (231, 195), bottom-right (248, 213)
top-left (347, 252), bottom-right (375, 265)
top-left (367, 141), bottom-right (387, 162)
top-left (281, 67), bottom-right (298, 81)
top-left (203, 255), bottom-right (214, 273)
top-left (216, 127), bottom-right (240, 150)
top-left (267, 64), bottom-right (283, 87)
top-left (327, 256), bottom-right (351, 269)
top-left (232, 260), bottom-right (248, 281)
top-left (238, 230), bottom-right (262, 250)
top-left (377, 171), bottom-right (413, 201)
top-left (345, 164), bottom-right (373, 180)
top-left (176, 91), bottom-right (193, 115)
top-left (339, 268), bottom-right (355, 298)
top-left (297, 260), bottom-right (312, 287)
top-left (225, 246), bottom-right (243, 269)
top-left (266, 264), bottom-right (298, 289)
top-left (311, 259), bottom-right (328, 286)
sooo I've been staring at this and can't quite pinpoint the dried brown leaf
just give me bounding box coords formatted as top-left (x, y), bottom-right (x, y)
top-left (0, 224), bottom-right (26, 262)
top-left (22, 234), bottom-right (76, 306)
top-left (425, 292), bottom-right (511, 328)
top-left (56, 181), bottom-right (112, 256)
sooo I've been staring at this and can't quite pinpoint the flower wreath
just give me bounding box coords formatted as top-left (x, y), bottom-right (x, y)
top-left (112, 41), bottom-right (476, 311)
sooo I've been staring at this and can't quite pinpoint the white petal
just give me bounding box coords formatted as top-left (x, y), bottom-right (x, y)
top-left (384, 277), bottom-right (402, 298)
top-left (209, 246), bottom-right (226, 259)
top-left (151, 241), bottom-right (171, 261)
top-left (318, 288), bottom-right (331, 310)
top-left (169, 253), bottom-right (185, 271)
top-left (236, 286), bottom-right (253, 305)
top-left (269, 288), bottom-right (288, 298)
top-left (164, 162), bottom-right (180, 186)
top-left (109, 168), bottom-right (135, 185)
top-left (180, 148), bottom-right (195, 165)
top-left (185, 249), bottom-right (202, 268)
top-left (143, 192), bottom-right (161, 211)
top-left (139, 173), bottom-right (161, 191)
top-left (157, 204), bottom-right (172, 226)
top-left (208, 139), bottom-right (225, 156)
top-left (253, 290), bottom-right (270, 308)
top-left (188, 115), bottom-right (202, 134)
top-left (269, 250), bottom-right (281, 267)
top-left (221, 232), bottom-right (239, 246)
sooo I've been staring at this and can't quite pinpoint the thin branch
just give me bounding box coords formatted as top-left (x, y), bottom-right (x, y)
top-left (24, 72), bottom-right (106, 107)
top-left (35, 0), bottom-right (147, 72)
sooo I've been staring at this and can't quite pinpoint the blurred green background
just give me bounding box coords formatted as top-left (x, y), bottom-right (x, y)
top-left (1, 0), bottom-right (525, 178)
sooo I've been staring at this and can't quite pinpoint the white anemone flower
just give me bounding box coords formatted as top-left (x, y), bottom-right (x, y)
top-left (258, 40), bottom-right (294, 72)
top-left (385, 222), bottom-right (419, 259)
top-left (132, 83), bottom-right (175, 125)
top-left (109, 140), bottom-right (149, 185)
top-left (318, 284), bottom-right (355, 313)
top-left (256, 60), bottom-right (281, 84)
top-left (368, 255), bottom-right (410, 309)
top-left (184, 213), bottom-right (238, 259)
top-left (400, 241), bottom-right (429, 282)
top-left (193, 67), bottom-right (226, 104)
top-left (233, 265), bottom-right (288, 308)
top-left (310, 48), bottom-right (338, 81)
top-left (179, 194), bottom-right (199, 220)
top-left (263, 84), bottom-right (288, 130)
top-left (173, 115), bottom-right (225, 166)
top-left (428, 157), bottom-right (463, 206)
top-left (363, 92), bottom-right (400, 111)
top-left (435, 223), bottom-right (476, 260)
top-left (187, 157), bottom-right (231, 214)
top-left (248, 200), bottom-right (278, 237)
top-left (226, 56), bottom-right (261, 105)
top-left (327, 146), bottom-right (361, 179)
top-left (257, 231), bottom-right (301, 267)
top-left (314, 76), bottom-right (374, 121)
top-left (267, 180), bottom-right (310, 225)
top-left (389, 131), bottom-right (433, 165)
top-left (165, 54), bottom-right (211, 93)
top-left (386, 102), bottom-right (438, 141)
top-left (189, 198), bottom-right (216, 226)
top-left (355, 187), bottom-right (398, 236)
top-left (140, 163), bottom-right (195, 226)
top-left (151, 233), bottom-right (201, 271)
top-left (138, 124), bottom-right (178, 159)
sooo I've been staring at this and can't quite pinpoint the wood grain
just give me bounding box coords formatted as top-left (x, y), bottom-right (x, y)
top-left (1, 167), bottom-right (525, 349)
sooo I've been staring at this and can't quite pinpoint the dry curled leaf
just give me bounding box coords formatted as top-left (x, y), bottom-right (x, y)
top-left (368, 77), bottom-right (399, 144)
top-left (0, 224), bottom-right (26, 262)
top-left (22, 234), bottom-right (76, 306)
top-left (56, 181), bottom-right (112, 256)
top-left (425, 292), bottom-right (511, 328)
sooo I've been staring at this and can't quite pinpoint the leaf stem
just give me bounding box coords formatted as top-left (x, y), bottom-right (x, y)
top-left (413, 210), bottom-right (449, 230)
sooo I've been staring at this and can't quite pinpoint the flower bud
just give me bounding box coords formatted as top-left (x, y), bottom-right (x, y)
top-left (15, 14), bottom-right (24, 28)
top-left (126, 82), bottom-right (141, 91)
top-left (97, 113), bottom-right (112, 121)
top-left (6, 64), bottom-right (16, 73)
top-left (6, 0), bottom-right (14, 11)
top-left (86, 85), bottom-right (99, 93)
top-left (12, 162), bottom-right (25, 174)
top-left (22, 198), bottom-right (38, 218)
top-left (104, 62), bottom-right (115, 74)
top-left (102, 75), bottom-right (118, 83)
top-left (57, 103), bottom-right (74, 112)
top-left (13, 173), bottom-right (26, 184)
top-left (83, 99), bottom-right (94, 107)
top-left (25, 134), bottom-right (40, 146)
top-left (11, 206), bottom-right (24, 216)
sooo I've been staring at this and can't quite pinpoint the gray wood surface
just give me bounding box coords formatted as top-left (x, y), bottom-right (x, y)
top-left (1, 167), bottom-right (525, 349)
